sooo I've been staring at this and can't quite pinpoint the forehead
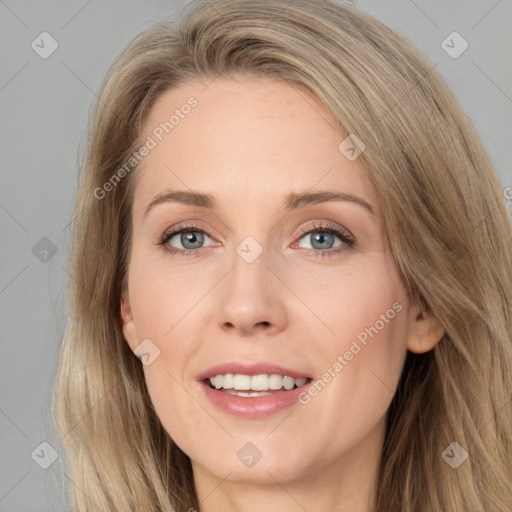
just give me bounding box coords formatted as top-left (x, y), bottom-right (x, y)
top-left (133, 75), bottom-right (379, 217)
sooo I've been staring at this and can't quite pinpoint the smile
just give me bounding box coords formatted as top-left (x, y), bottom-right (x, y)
top-left (206, 373), bottom-right (310, 396)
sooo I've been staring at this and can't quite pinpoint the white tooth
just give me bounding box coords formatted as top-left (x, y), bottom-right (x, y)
top-left (225, 390), bottom-right (251, 397)
top-left (268, 374), bottom-right (284, 390)
top-left (233, 374), bottom-right (251, 390)
top-left (283, 376), bottom-right (295, 390)
top-left (225, 389), bottom-right (271, 397)
top-left (210, 373), bottom-right (307, 391)
top-left (251, 374), bottom-right (269, 391)
top-left (214, 375), bottom-right (224, 389)
top-left (223, 373), bottom-right (234, 389)
top-left (232, 390), bottom-right (251, 397)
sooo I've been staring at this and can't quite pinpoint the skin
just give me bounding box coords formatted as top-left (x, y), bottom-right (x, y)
top-left (121, 75), bottom-right (444, 511)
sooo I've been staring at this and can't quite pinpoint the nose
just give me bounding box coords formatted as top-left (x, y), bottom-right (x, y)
top-left (215, 247), bottom-right (287, 337)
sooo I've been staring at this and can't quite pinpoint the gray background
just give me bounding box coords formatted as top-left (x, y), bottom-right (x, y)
top-left (1, 0), bottom-right (510, 510)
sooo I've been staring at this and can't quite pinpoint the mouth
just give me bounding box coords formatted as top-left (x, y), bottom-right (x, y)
top-left (196, 363), bottom-right (314, 417)
top-left (203, 373), bottom-right (313, 397)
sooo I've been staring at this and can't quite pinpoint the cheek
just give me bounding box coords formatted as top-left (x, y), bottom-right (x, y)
top-left (300, 256), bottom-right (408, 356)
top-left (300, 260), bottom-right (409, 432)
top-left (126, 250), bottom-right (213, 432)
top-left (126, 247), bottom-right (210, 340)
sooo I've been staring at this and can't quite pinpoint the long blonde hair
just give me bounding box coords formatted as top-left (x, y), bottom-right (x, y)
top-left (51, 0), bottom-right (512, 510)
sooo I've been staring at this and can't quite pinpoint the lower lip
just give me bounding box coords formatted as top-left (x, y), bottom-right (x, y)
top-left (199, 381), bottom-right (308, 418)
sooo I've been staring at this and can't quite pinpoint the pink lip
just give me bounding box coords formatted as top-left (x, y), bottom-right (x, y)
top-left (195, 362), bottom-right (313, 418)
top-left (198, 380), bottom-right (311, 418)
top-left (196, 362), bottom-right (312, 381)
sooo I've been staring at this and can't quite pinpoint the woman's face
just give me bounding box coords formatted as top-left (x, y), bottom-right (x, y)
top-left (121, 75), bottom-right (441, 496)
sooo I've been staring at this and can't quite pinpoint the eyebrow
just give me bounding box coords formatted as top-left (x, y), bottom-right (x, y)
top-left (144, 189), bottom-right (375, 217)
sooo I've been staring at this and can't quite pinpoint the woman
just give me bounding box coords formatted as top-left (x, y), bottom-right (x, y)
top-left (51, 0), bottom-right (512, 510)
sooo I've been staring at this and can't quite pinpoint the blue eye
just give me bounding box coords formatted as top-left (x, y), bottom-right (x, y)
top-left (157, 222), bottom-right (215, 257)
top-left (167, 230), bottom-right (209, 250)
top-left (157, 221), bottom-right (355, 259)
top-left (295, 222), bottom-right (355, 259)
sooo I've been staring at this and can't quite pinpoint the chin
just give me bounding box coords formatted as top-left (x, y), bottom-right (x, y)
top-left (191, 440), bottom-right (313, 484)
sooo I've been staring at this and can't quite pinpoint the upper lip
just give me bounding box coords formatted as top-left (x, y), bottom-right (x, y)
top-left (197, 362), bottom-right (313, 381)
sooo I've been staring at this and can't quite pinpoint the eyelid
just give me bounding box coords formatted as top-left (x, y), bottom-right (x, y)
top-left (158, 220), bottom-right (218, 246)
top-left (158, 220), bottom-right (352, 243)
top-left (157, 219), bottom-right (356, 259)
top-left (298, 220), bottom-right (353, 239)
top-left (292, 221), bottom-right (355, 251)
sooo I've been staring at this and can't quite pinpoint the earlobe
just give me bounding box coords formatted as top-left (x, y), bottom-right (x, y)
top-left (406, 299), bottom-right (445, 354)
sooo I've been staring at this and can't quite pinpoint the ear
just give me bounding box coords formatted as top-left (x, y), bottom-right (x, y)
top-left (120, 287), bottom-right (139, 352)
top-left (406, 297), bottom-right (445, 354)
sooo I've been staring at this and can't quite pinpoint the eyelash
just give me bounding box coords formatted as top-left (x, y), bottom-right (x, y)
top-left (156, 221), bottom-right (356, 259)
